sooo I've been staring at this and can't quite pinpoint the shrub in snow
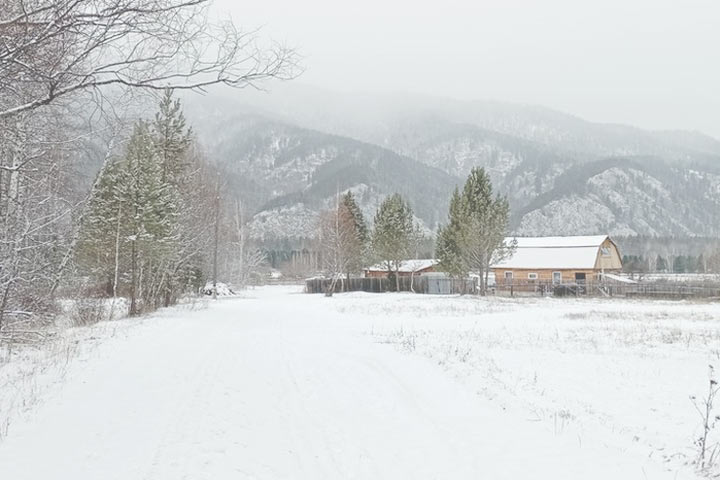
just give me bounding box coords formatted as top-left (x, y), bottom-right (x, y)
top-left (71, 297), bottom-right (106, 327)
top-left (201, 282), bottom-right (235, 296)
top-left (691, 364), bottom-right (720, 473)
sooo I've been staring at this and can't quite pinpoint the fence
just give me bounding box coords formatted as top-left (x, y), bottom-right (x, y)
top-left (495, 281), bottom-right (720, 299)
top-left (305, 276), bottom-right (477, 295)
top-left (306, 277), bottom-right (720, 299)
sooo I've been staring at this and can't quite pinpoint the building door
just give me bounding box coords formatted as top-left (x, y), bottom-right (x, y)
top-left (504, 271), bottom-right (513, 285)
top-left (574, 272), bottom-right (586, 284)
top-left (552, 271), bottom-right (562, 284)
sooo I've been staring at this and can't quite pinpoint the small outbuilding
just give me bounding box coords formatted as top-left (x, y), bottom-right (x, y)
top-left (364, 259), bottom-right (438, 278)
top-left (491, 235), bottom-right (622, 286)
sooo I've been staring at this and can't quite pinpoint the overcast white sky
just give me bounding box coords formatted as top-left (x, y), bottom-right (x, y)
top-left (214, 0), bottom-right (720, 138)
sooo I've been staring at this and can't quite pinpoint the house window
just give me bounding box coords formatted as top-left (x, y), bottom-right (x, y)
top-left (600, 247), bottom-right (611, 256)
top-left (528, 273), bottom-right (538, 282)
top-left (504, 271), bottom-right (513, 284)
top-left (552, 271), bottom-right (562, 284)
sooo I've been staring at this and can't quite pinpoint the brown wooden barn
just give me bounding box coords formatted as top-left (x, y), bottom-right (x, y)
top-left (364, 259), bottom-right (438, 278)
top-left (491, 235), bottom-right (622, 286)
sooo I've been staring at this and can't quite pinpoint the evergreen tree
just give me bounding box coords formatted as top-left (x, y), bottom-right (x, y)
top-left (436, 168), bottom-right (513, 294)
top-left (150, 90), bottom-right (202, 305)
top-left (342, 191), bottom-right (368, 245)
top-left (77, 120), bottom-right (181, 315)
top-left (460, 168), bottom-right (513, 294)
top-left (656, 255), bottom-right (668, 272)
top-left (435, 188), bottom-right (464, 277)
top-left (121, 120), bottom-right (180, 314)
top-left (153, 89), bottom-right (193, 184)
top-left (340, 191), bottom-right (369, 282)
top-left (672, 255), bottom-right (686, 274)
top-left (76, 159), bottom-right (128, 295)
top-left (371, 194), bottom-right (418, 291)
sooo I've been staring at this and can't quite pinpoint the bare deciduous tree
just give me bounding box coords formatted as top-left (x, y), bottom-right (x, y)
top-left (0, 0), bottom-right (299, 118)
top-left (230, 198), bottom-right (266, 288)
top-left (319, 198), bottom-right (359, 296)
top-left (0, 0), bottom-right (298, 330)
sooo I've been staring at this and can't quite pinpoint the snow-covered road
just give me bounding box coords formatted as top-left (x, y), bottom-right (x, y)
top-left (0, 287), bottom-right (692, 479)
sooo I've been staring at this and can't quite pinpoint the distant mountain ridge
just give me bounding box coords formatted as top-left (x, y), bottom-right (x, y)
top-left (188, 108), bottom-right (456, 240)
top-left (185, 86), bottom-right (720, 241)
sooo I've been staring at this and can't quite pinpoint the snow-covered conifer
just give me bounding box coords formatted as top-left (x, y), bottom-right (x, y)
top-left (371, 194), bottom-right (419, 291)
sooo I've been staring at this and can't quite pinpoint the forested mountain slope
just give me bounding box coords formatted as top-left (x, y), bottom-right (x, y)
top-left (187, 87), bottom-right (720, 240)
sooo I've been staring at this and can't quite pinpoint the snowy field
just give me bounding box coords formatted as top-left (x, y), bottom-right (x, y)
top-left (1, 286), bottom-right (719, 479)
top-left (627, 273), bottom-right (720, 284)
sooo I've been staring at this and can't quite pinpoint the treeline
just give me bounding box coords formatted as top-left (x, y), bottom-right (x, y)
top-left (76, 92), bottom-right (218, 314)
top-left (622, 253), bottom-right (720, 274)
top-left (0, 0), bottom-right (296, 329)
top-left (617, 235), bottom-right (720, 266)
top-left (318, 167), bottom-right (512, 295)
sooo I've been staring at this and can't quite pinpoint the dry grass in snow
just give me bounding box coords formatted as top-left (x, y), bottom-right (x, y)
top-left (330, 292), bottom-right (720, 477)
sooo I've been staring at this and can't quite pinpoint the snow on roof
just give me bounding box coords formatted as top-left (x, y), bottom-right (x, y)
top-left (602, 273), bottom-right (637, 284)
top-left (512, 235), bottom-right (609, 248)
top-left (492, 235), bottom-right (610, 270)
top-left (365, 259), bottom-right (438, 273)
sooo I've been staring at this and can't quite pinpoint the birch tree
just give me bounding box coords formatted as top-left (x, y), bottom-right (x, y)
top-left (0, 0), bottom-right (298, 119)
top-left (230, 198), bottom-right (266, 287)
top-left (0, 108), bottom-right (86, 330)
top-left (0, 0), bottom-right (298, 329)
top-left (319, 197), bottom-right (358, 296)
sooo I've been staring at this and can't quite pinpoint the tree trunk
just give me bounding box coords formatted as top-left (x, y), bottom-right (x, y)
top-left (108, 203), bottom-right (122, 321)
top-left (479, 267), bottom-right (487, 296)
top-left (212, 176), bottom-right (220, 299)
top-left (0, 282), bottom-right (12, 332)
top-left (129, 240), bottom-right (137, 316)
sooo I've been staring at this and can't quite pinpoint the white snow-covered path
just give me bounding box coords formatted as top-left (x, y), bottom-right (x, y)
top-left (0, 287), bottom-right (690, 479)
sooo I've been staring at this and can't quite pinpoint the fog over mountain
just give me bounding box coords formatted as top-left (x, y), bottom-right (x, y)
top-left (213, 0), bottom-right (720, 140)
top-left (185, 84), bottom-right (720, 242)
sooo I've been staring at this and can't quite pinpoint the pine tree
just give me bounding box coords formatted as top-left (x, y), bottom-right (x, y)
top-left (77, 120), bottom-right (180, 315)
top-left (153, 89), bottom-right (192, 185)
top-left (76, 159), bottom-right (128, 295)
top-left (371, 194), bottom-right (418, 291)
top-left (436, 168), bottom-right (513, 294)
top-left (672, 255), bottom-right (686, 274)
top-left (341, 191), bottom-right (369, 283)
top-left (151, 90), bottom-right (202, 305)
top-left (342, 191), bottom-right (368, 245)
top-left (121, 120), bottom-right (180, 314)
top-left (435, 188), bottom-right (464, 277)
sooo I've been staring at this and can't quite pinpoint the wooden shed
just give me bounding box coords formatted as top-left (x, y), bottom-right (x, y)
top-left (364, 259), bottom-right (438, 278)
top-left (491, 235), bottom-right (622, 286)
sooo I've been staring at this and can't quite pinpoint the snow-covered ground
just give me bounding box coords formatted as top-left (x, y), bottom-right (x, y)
top-left (628, 273), bottom-right (720, 283)
top-left (1, 286), bottom-right (718, 479)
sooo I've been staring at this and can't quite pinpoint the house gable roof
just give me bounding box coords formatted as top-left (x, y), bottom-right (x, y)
top-left (365, 259), bottom-right (438, 273)
top-left (492, 235), bottom-right (610, 270)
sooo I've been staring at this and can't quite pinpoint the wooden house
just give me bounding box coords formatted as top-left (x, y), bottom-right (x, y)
top-left (364, 259), bottom-right (438, 278)
top-left (491, 235), bottom-right (622, 285)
